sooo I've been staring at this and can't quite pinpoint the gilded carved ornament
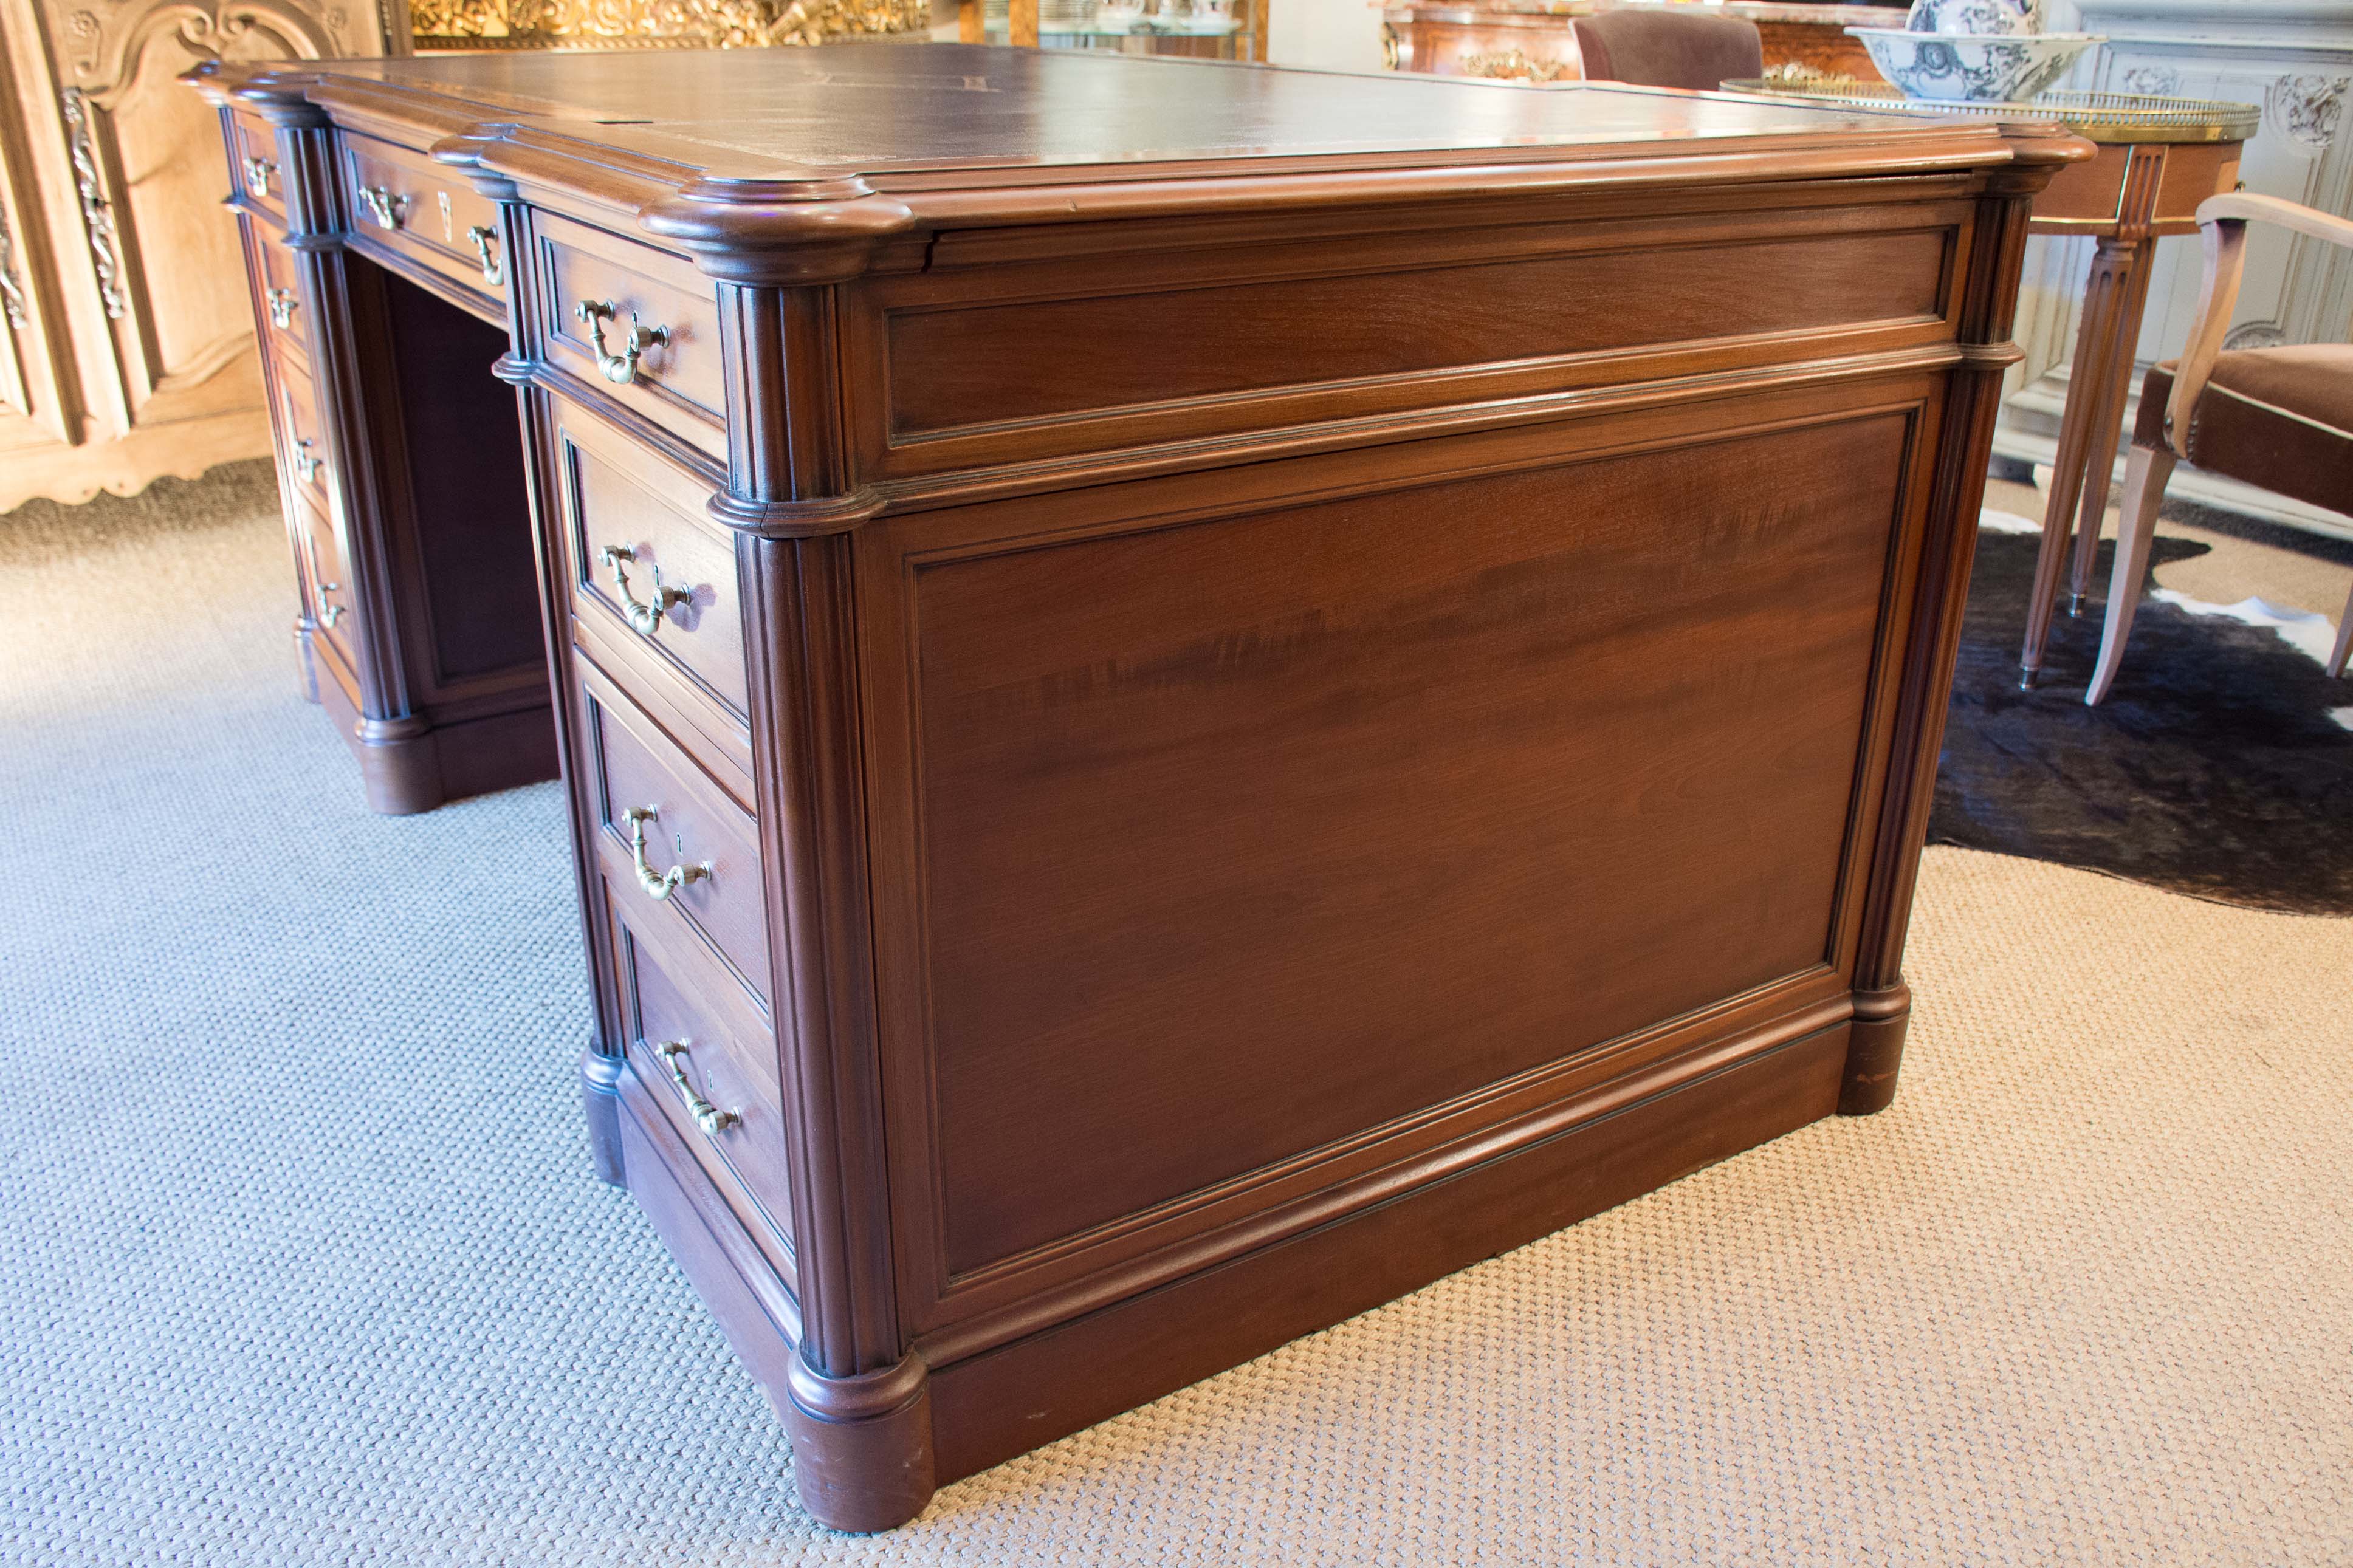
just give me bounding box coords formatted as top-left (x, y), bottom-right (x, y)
top-left (408, 0), bottom-right (927, 47)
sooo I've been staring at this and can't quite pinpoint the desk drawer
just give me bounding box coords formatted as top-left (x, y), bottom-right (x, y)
top-left (295, 487), bottom-right (357, 672)
top-left (230, 111), bottom-right (284, 224)
top-left (582, 657), bottom-right (770, 1008)
top-left (340, 131), bottom-right (506, 305)
top-left (255, 227), bottom-right (307, 362)
top-left (607, 885), bottom-right (793, 1245)
top-left (551, 397), bottom-right (752, 793)
top-left (534, 212), bottom-right (724, 459)
top-left (271, 350), bottom-right (332, 515)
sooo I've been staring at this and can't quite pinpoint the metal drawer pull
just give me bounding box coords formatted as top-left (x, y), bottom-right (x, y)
top-left (465, 224), bottom-right (502, 287)
top-left (317, 581), bottom-right (345, 629)
top-left (596, 544), bottom-right (690, 635)
top-left (265, 287), bottom-right (297, 329)
top-left (574, 298), bottom-right (667, 386)
top-left (620, 804), bottom-right (709, 901)
top-left (242, 155), bottom-right (275, 198)
top-left (356, 185), bottom-right (405, 230)
top-left (655, 1042), bottom-right (737, 1136)
top-left (292, 439), bottom-right (322, 484)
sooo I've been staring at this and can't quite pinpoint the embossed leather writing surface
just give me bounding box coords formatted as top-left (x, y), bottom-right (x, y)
top-left (302, 42), bottom-right (1958, 182)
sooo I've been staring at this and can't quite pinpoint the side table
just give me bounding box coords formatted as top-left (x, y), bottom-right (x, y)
top-left (1725, 83), bottom-right (2258, 688)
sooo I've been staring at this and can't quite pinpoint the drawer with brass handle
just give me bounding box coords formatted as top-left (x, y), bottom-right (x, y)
top-left (582, 656), bottom-right (769, 1008)
top-left (337, 131), bottom-right (507, 313)
top-left (552, 397), bottom-right (752, 798)
top-left (609, 890), bottom-right (794, 1254)
top-left (536, 210), bottom-right (723, 459)
top-left (272, 351), bottom-right (331, 510)
top-left (254, 230), bottom-right (307, 360)
top-left (230, 111), bottom-right (283, 222)
top-left (295, 491), bottom-right (357, 676)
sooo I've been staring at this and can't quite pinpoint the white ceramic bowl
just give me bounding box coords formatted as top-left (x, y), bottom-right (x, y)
top-left (1904, 0), bottom-right (2041, 37)
top-left (1847, 28), bottom-right (2102, 102)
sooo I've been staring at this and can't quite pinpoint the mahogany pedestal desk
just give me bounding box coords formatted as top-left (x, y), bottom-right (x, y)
top-left (194, 49), bottom-right (2081, 1530)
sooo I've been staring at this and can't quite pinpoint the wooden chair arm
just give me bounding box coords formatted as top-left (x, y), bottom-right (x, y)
top-left (2168, 193), bottom-right (2353, 445)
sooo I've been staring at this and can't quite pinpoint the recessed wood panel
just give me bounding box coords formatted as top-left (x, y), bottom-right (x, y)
top-left (908, 414), bottom-right (1909, 1275)
top-left (341, 132), bottom-right (506, 298)
top-left (255, 228), bottom-right (308, 364)
top-left (888, 227), bottom-right (1951, 437)
top-left (270, 349), bottom-right (331, 514)
top-left (583, 662), bottom-right (771, 1010)
top-left (557, 405), bottom-right (750, 721)
top-left (536, 213), bottom-right (726, 456)
top-left (607, 883), bottom-right (795, 1259)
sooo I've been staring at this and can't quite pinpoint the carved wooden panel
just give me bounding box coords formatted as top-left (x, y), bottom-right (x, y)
top-left (0, 0), bottom-right (391, 507)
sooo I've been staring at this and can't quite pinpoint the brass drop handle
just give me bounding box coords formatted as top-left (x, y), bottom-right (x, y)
top-left (242, 154), bottom-right (275, 198)
top-left (655, 1042), bottom-right (738, 1136)
top-left (292, 438), bottom-right (323, 484)
top-left (317, 580), bottom-right (345, 628)
top-left (574, 298), bottom-right (667, 386)
top-left (597, 544), bottom-right (689, 635)
top-left (265, 287), bottom-right (297, 329)
top-left (356, 185), bottom-right (405, 230)
top-left (465, 224), bottom-right (502, 287)
top-left (620, 804), bottom-right (709, 902)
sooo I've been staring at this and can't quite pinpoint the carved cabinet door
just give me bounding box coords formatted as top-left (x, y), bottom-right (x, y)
top-left (0, 0), bottom-right (393, 508)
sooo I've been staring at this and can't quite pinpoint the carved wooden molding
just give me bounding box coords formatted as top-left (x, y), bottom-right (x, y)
top-left (55, 88), bottom-right (125, 321)
top-left (0, 204), bottom-right (27, 331)
top-left (52, 0), bottom-right (337, 104)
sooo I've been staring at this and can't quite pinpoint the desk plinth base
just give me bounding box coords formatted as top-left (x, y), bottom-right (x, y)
top-left (585, 1013), bottom-right (1872, 1530)
top-left (301, 627), bottom-right (557, 815)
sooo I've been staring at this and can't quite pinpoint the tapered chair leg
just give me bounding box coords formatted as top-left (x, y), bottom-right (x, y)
top-left (2330, 581), bottom-right (2352, 678)
top-left (2086, 443), bottom-right (2177, 706)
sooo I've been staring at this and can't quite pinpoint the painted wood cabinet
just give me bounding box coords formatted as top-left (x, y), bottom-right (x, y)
top-left (1997, 0), bottom-right (2353, 537)
top-left (0, 0), bottom-right (394, 511)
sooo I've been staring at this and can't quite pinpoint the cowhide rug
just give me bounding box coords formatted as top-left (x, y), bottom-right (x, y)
top-left (1929, 510), bottom-right (2353, 916)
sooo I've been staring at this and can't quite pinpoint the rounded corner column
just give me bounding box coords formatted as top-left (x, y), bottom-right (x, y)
top-left (579, 1044), bottom-right (628, 1189)
top-left (1840, 982), bottom-right (1912, 1116)
top-left (784, 1352), bottom-right (937, 1533)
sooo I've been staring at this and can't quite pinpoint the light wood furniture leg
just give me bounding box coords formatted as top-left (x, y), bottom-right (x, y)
top-left (2331, 587), bottom-right (2352, 678)
top-left (2084, 443), bottom-right (2175, 706)
top-left (2065, 231), bottom-right (2159, 618)
top-left (2021, 236), bottom-right (2141, 688)
top-left (2020, 145), bottom-right (2169, 691)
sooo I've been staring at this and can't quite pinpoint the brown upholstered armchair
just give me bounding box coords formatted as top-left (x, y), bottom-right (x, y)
top-left (1568, 10), bottom-right (1764, 92)
top-left (2086, 193), bottom-right (2353, 705)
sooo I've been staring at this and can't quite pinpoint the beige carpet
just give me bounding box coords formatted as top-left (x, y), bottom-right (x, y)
top-left (3, 466), bottom-right (2349, 1566)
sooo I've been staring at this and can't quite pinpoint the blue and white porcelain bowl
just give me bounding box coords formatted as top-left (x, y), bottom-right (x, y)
top-left (1904, 0), bottom-right (2041, 36)
top-left (1847, 28), bottom-right (2102, 102)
